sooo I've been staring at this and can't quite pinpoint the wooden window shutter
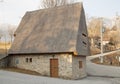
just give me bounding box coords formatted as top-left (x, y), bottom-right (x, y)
top-left (79, 61), bottom-right (82, 68)
top-left (26, 58), bottom-right (28, 63)
top-left (30, 58), bottom-right (32, 62)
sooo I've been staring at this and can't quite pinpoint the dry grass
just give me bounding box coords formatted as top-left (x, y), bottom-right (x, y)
top-left (1, 67), bottom-right (40, 75)
top-left (90, 47), bottom-right (100, 55)
top-left (0, 49), bottom-right (6, 54)
top-left (90, 46), bottom-right (120, 66)
top-left (0, 42), bottom-right (11, 55)
top-left (0, 67), bottom-right (41, 76)
top-left (92, 52), bottom-right (120, 66)
top-left (0, 42), bottom-right (11, 49)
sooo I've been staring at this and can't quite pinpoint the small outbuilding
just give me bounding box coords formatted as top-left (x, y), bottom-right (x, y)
top-left (7, 3), bottom-right (90, 79)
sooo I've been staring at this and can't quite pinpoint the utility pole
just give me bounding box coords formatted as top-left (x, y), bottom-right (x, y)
top-left (100, 18), bottom-right (104, 63)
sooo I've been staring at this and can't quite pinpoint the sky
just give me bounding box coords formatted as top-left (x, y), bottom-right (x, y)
top-left (0, 0), bottom-right (120, 26)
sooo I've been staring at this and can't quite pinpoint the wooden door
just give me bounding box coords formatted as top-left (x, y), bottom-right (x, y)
top-left (50, 59), bottom-right (58, 77)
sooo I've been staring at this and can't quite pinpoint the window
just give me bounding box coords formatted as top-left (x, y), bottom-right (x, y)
top-left (26, 58), bottom-right (33, 63)
top-left (26, 58), bottom-right (28, 62)
top-left (79, 61), bottom-right (82, 68)
top-left (30, 58), bottom-right (32, 62)
top-left (16, 59), bottom-right (19, 64)
top-left (82, 33), bottom-right (87, 37)
top-left (14, 34), bottom-right (16, 37)
top-left (83, 41), bottom-right (87, 45)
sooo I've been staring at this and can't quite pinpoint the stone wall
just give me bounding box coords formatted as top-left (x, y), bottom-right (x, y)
top-left (9, 54), bottom-right (73, 79)
top-left (72, 56), bottom-right (87, 79)
top-left (7, 54), bottom-right (87, 79)
top-left (0, 56), bottom-right (8, 68)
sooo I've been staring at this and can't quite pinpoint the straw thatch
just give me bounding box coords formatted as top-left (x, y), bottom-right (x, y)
top-left (9, 3), bottom-right (90, 56)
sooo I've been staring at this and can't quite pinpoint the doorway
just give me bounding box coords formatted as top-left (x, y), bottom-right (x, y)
top-left (50, 59), bottom-right (58, 77)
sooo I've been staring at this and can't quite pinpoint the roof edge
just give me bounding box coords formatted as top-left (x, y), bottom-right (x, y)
top-left (8, 52), bottom-right (74, 56)
top-left (8, 52), bottom-right (87, 57)
top-left (26, 2), bottom-right (83, 13)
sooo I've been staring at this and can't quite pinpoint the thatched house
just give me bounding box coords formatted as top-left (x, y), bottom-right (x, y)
top-left (1, 3), bottom-right (90, 79)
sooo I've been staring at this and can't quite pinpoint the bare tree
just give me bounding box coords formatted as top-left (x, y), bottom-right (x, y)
top-left (87, 17), bottom-right (101, 47)
top-left (0, 30), bottom-right (3, 42)
top-left (8, 25), bottom-right (16, 44)
top-left (0, 23), bottom-right (5, 43)
top-left (40, 0), bottom-right (74, 8)
top-left (109, 31), bottom-right (120, 47)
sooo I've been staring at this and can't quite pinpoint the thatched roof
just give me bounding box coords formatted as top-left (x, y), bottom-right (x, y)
top-left (9, 3), bottom-right (90, 56)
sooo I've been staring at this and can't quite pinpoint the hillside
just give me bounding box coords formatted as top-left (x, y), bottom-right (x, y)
top-left (0, 42), bottom-right (11, 55)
